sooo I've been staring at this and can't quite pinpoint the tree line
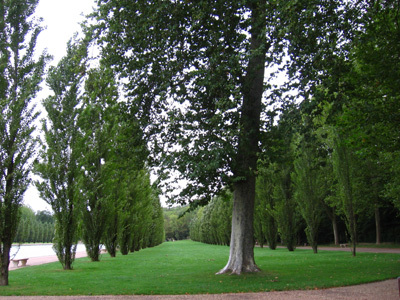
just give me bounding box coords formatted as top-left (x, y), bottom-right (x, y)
top-left (189, 97), bottom-right (400, 252)
top-left (1, 0), bottom-right (164, 286)
top-left (33, 36), bottom-right (165, 270)
top-left (14, 207), bottom-right (55, 244)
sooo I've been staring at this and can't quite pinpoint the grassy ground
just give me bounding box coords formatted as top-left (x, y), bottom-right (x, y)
top-left (2, 240), bottom-right (399, 296)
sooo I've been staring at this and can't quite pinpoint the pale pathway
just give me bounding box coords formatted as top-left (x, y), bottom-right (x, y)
top-left (9, 251), bottom-right (88, 271)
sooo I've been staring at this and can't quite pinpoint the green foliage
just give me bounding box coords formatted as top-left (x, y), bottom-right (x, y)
top-left (331, 132), bottom-right (359, 255)
top-left (14, 207), bottom-right (54, 243)
top-left (98, 117), bottom-right (164, 255)
top-left (0, 0), bottom-right (48, 285)
top-left (77, 66), bottom-right (119, 262)
top-left (270, 164), bottom-right (299, 251)
top-left (35, 210), bottom-right (54, 224)
top-left (146, 190), bottom-right (165, 248)
top-left (275, 0), bottom-right (400, 251)
top-left (99, 99), bottom-right (152, 256)
top-left (255, 163), bottom-right (278, 249)
top-left (93, 0), bottom-right (280, 206)
top-left (3, 241), bottom-right (400, 295)
top-left (35, 37), bottom-right (89, 270)
top-left (347, 1), bottom-right (400, 213)
top-left (291, 134), bottom-right (325, 253)
top-left (189, 191), bottom-right (232, 246)
top-left (383, 152), bottom-right (400, 211)
top-left (163, 206), bottom-right (191, 241)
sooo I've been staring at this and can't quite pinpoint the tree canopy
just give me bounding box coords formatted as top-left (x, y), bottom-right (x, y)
top-left (92, 0), bottom-right (400, 271)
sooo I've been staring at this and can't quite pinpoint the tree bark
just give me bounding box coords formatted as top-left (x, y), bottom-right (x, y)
top-left (217, 1), bottom-right (266, 275)
top-left (64, 248), bottom-right (73, 270)
top-left (309, 229), bottom-right (318, 254)
top-left (266, 216), bottom-right (278, 250)
top-left (0, 245), bottom-right (10, 286)
top-left (217, 179), bottom-right (260, 275)
top-left (375, 205), bottom-right (381, 245)
top-left (332, 212), bottom-right (339, 246)
top-left (326, 206), bottom-right (340, 245)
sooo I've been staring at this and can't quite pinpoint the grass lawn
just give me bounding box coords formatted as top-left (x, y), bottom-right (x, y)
top-left (2, 240), bottom-right (399, 296)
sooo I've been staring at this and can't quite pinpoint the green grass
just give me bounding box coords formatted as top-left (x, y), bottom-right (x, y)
top-left (2, 240), bottom-right (399, 296)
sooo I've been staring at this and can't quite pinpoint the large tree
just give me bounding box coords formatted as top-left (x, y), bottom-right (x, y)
top-left (95, 0), bottom-right (283, 275)
top-left (0, 0), bottom-right (47, 285)
top-left (78, 67), bottom-right (118, 262)
top-left (35, 37), bottom-right (88, 270)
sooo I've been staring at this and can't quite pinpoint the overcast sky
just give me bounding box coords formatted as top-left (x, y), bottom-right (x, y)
top-left (24, 0), bottom-right (96, 212)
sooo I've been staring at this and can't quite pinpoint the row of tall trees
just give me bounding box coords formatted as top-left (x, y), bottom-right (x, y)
top-left (0, 0), bottom-right (165, 285)
top-left (271, 0), bottom-right (400, 256)
top-left (189, 191), bottom-right (232, 246)
top-left (34, 36), bottom-right (165, 270)
top-left (92, 0), bottom-right (399, 273)
top-left (255, 100), bottom-right (400, 255)
top-left (14, 207), bottom-right (55, 244)
top-left (189, 93), bottom-right (400, 252)
top-left (190, 132), bottom-right (399, 250)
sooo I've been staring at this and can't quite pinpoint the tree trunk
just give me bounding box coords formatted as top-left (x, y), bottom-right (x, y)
top-left (217, 1), bottom-right (266, 275)
top-left (375, 205), bottom-right (381, 245)
top-left (64, 249), bottom-right (73, 270)
top-left (266, 216), bottom-right (278, 250)
top-left (105, 213), bottom-right (118, 257)
top-left (0, 245), bottom-right (10, 286)
top-left (308, 228), bottom-right (318, 254)
top-left (332, 213), bottom-right (339, 246)
top-left (324, 205), bottom-right (339, 245)
top-left (349, 213), bottom-right (357, 257)
top-left (217, 179), bottom-right (260, 275)
top-left (311, 244), bottom-right (318, 254)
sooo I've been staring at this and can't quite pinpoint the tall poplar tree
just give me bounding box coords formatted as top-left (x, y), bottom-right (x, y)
top-left (78, 67), bottom-right (118, 262)
top-left (255, 163), bottom-right (278, 250)
top-left (0, 0), bottom-right (47, 285)
top-left (95, 0), bottom-right (282, 275)
top-left (35, 37), bottom-right (88, 270)
top-left (292, 134), bottom-right (325, 253)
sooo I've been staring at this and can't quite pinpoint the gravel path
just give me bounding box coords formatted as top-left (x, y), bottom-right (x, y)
top-left (5, 247), bottom-right (400, 300)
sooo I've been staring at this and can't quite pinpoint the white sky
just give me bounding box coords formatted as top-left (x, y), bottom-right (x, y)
top-left (24, 0), bottom-right (96, 212)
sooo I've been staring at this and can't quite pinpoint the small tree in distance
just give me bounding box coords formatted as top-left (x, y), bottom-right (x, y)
top-left (292, 134), bottom-right (325, 253)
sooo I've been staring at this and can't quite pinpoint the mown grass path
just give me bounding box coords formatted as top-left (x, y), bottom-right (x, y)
top-left (1, 240), bottom-right (399, 296)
